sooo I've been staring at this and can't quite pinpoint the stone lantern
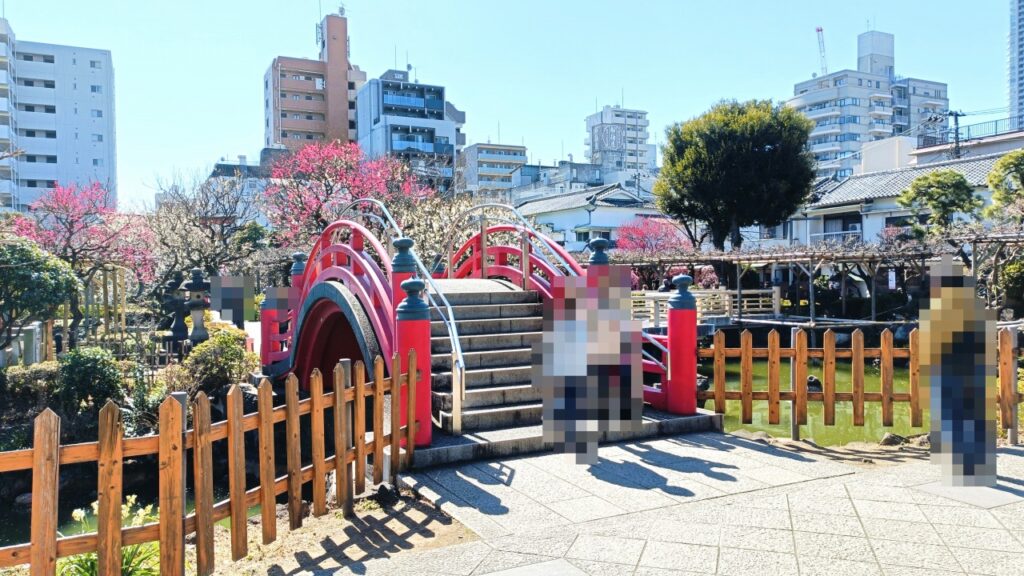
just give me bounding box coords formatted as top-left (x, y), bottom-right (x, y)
top-left (181, 268), bottom-right (211, 345)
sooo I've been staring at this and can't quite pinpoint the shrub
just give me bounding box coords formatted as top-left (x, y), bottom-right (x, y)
top-left (4, 361), bottom-right (60, 407)
top-left (182, 331), bottom-right (258, 396)
top-left (57, 347), bottom-right (125, 414)
top-left (1001, 259), bottom-right (1024, 303)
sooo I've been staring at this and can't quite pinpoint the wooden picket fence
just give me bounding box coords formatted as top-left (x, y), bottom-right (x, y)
top-left (0, 351), bottom-right (417, 576)
top-left (696, 328), bottom-right (1023, 430)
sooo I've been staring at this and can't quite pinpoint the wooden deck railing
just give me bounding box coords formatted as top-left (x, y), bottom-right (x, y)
top-left (0, 351), bottom-right (417, 576)
top-left (632, 288), bottom-right (780, 326)
top-left (696, 328), bottom-right (1022, 431)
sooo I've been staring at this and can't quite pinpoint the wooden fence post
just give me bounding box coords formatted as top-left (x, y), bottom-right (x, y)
top-left (310, 369), bottom-right (327, 517)
top-left (1000, 328), bottom-right (1018, 444)
top-left (97, 401), bottom-right (123, 576)
top-left (794, 330), bottom-right (808, 426)
top-left (30, 409), bottom-right (60, 576)
top-left (354, 361), bottom-right (367, 495)
top-left (226, 385), bottom-right (247, 560)
top-left (881, 329), bottom-right (894, 427)
top-left (390, 353), bottom-right (402, 486)
top-left (158, 398), bottom-right (184, 576)
top-left (823, 330), bottom-right (836, 426)
top-left (285, 374), bottom-right (303, 530)
top-left (851, 330), bottom-right (865, 427)
top-left (334, 360), bottom-right (353, 517)
top-left (373, 357), bottom-right (385, 486)
top-left (257, 380), bottom-right (277, 545)
top-left (767, 330), bottom-right (780, 425)
top-left (740, 330), bottom-right (753, 424)
top-left (713, 331), bottom-right (726, 414)
top-left (909, 328), bottom-right (922, 429)
top-left (192, 393), bottom-right (215, 576)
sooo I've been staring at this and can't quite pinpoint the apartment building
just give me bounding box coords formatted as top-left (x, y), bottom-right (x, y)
top-left (788, 31), bottom-right (949, 180)
top-left (263, 12), bottom-right (366, 150)
top-left (1012, 0), bottom-right (1024, 118)
top-left (462, 142), bottom-right (527, 195)
top-left (584, 105), bottom-right (657, 178)
top-left (0, 19), bottom-right (116, 210)
top-left (356, 69), bottom-right (465, 194)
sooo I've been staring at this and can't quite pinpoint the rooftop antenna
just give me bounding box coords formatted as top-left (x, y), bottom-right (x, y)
top-left (394, 45), bottom-right (397, 70)
top-left (816, 27), bottom-right (828, 76)
top-left (338, 1), bottom-right (345, 15)
top-left (497, 121), bottom-right (501, 142)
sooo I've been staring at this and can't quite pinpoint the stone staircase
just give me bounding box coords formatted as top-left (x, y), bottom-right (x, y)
top-left (411, 279), bottom-right (723, 470)
top-left (429, 282), bottom-right (544, 433)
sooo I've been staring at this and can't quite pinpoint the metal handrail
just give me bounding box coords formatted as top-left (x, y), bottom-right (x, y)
top-left (468, 214), bottom-right (564, 278)
top-left (339, 198), bottom-right (468, 434)
top-left (444, 203), bottom-right (580, 278)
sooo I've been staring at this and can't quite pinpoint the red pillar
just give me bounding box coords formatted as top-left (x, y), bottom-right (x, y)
top-left (396, 278), bottom-right (432, 447)
top-left (667, 275), bottom-right (697, 415)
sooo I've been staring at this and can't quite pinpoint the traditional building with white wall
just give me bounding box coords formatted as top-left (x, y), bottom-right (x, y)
top-left (517, 183), bottom-right (664, 252)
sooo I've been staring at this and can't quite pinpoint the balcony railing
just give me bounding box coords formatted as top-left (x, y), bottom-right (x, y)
top-left (478, 151), bottom-right (526, 162)
top-left (916, 116), bottom-right (1024, 150)
top-left (392, 140), bottom-right (454, 155)
top-left (810, 230), bottom-right (863, 244)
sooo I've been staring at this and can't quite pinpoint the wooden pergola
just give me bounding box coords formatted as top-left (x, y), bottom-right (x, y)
top-left (609, 244), bottom-right (939, 322)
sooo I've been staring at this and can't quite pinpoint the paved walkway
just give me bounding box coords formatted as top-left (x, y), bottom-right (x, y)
top-left (353, 433), bottom-right (1024, 575)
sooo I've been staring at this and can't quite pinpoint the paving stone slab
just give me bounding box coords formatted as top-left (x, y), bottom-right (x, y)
top-left (797, 555), bottom-right (882, 576)
top-left (638, 540), bottom-right (717, 573)
top-left (565, 534), bottom-right (646, 565)
top-left (916, 480), bottom-right (1024, 509)
top-left (716, 547), bottom-right (798, 576)
top-left (479, 558), bottom-right (589, 576)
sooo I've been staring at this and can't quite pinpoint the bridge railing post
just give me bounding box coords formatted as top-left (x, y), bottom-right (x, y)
top-left (667, 275), bottom-right (697, 415)
top-left (391, 237), bottom-right (417, 321)
top-left (396, 278), bottom-right (432, 447)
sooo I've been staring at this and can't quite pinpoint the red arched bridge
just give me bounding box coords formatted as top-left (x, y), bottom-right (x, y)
top-left (260, 200), bottom-right (692, 445)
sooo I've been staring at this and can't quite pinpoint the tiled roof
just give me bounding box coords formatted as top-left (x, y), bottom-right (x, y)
top-left (811, 152), bottom-right (1006, 208)
top-left (516, 184), bottom-right (655, 216)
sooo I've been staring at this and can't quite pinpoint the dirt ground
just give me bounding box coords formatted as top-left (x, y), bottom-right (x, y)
top-left (199, 487), bottom-right (476, 575)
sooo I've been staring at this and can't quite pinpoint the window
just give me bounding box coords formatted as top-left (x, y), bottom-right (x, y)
top-left (43, 80), bottom-right (55, 88)
top-left (46, 156), bottom-right (56, 164)
top-left (90, 60), bottom-right (102, 69)
top-left (292, 95), bottom-right (300, 100)
top-left (44, 106), bottom-right (55, 114)
top-left (875, 81), bottom-right (881, 88)
top-left (348, 82), bottom-right (355, 89)
top-left (22, 105), bottom-right (35, 112)
top-left (292, 74), bottom-right (301, 80)
top-left (90, 85), bottom-right (102, 93)
top-left (348, 101), bottom-right (355, 110)
top-left (90, 109), bottom-right (102, 117)
top-left (46, 131), bottom-right (56, 138)
top-left (91, 134), bottom-right (103, 142)
top-left (575, 231), bottom-right (590, 242)
top-left (280, 92), bottom-right (286, 98)
top-left (92, 158), bottom-right (103, 167)
top-left (349, 120), bottom-right (356, 129)
top-left (280, 112), bottom-right (287, 118)
top-left (305, 95), bottom-right (313, 100)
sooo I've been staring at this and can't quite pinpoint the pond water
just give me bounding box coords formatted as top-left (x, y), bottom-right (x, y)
top-left (699, 358), bottom-right (928, 445)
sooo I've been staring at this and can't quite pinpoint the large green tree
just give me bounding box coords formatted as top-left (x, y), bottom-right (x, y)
top-left (986, 149), bottom-right (1024, 223)
top-left (655, 99), bottom-right (815, 250)
top-left (897, 169), bottom-right (982, 235)
top-left (0, 238), bottom-right (80, 350)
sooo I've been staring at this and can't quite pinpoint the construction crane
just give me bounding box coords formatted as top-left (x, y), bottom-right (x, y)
top-left (816, 26), bottom-right (828, 76)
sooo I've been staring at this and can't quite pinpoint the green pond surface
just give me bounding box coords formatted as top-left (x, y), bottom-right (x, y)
top-left (699, 359), bottom-right (928, 445)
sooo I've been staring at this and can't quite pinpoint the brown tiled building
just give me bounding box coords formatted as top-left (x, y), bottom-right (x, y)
top-left (263, 11), bottom-right (365, 150)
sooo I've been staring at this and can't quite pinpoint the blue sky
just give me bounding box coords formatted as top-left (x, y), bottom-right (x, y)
top-left (10, 0), bottom-right (1008, 208)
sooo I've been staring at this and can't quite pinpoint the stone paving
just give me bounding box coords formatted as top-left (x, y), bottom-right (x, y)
top-left (345, 433), bottom-right (1024, 575)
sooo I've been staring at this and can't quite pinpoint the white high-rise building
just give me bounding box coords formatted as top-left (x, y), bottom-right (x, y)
top-left (1012, 0), bottom-right (1024, 119)
top-left (584, 105), bottom-right (657, 177)
top-left (788, 31), bottom-right (948, 180)
top-left (0, 18), bottom-right (115, 211)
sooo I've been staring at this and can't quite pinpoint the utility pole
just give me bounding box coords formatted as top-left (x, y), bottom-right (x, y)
top-left (948, 110), bottom-right (965, 159)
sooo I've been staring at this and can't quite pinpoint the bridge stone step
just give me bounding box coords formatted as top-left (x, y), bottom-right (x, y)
top-left (436, 402), bottom-right (543, 432)
top-left (429, 303), bottom-right (542, 322)
top-left (432, 383), bottom-right (542, 411)
top-left (434, 291), bottom-right (541, 306)
top-left (431, 365), bottom-right (532, 390)
top-left (430, 317), bottom-right (543, 337)
top-left (431, 347), bottom-right (534, 371)
top-left (430, 331), bottom-right (542, 354)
